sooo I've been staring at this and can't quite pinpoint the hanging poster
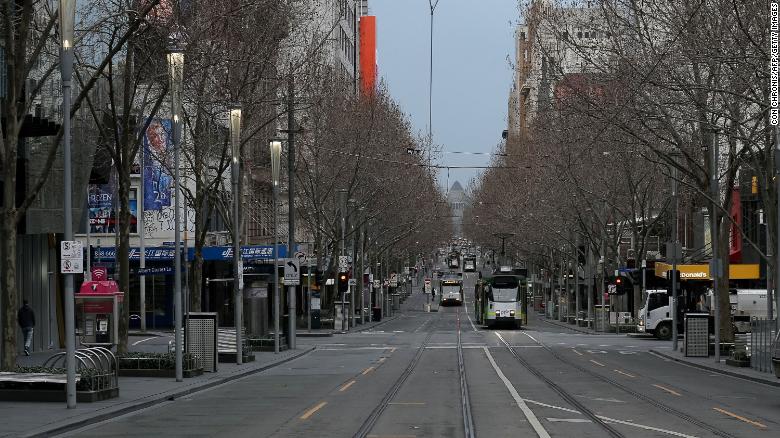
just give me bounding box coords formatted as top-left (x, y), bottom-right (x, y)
top-left (143, 118), bottom-right (173, 211)
top-left (87, 184), bottom-right (138, 234)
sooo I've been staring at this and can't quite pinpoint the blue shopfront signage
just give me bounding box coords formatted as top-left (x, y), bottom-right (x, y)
top-left (93, 245), bottom-right (288, 262)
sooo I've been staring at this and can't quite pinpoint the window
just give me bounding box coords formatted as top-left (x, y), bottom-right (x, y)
top-left (577, 31), bottom-right (582, 38)
top-left (648, 293), bottom-right (669, 312)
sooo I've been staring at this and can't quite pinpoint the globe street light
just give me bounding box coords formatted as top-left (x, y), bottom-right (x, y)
top-left (270, 140), bottom-right (282, 353)
top-left (59, 0), bottom-right (77, 409)
top-left (167, 40), bottom-right (185, 382)
top-left (229, 106), bottom-right (243, 364)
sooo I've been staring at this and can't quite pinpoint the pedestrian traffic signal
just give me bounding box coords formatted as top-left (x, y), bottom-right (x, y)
top-left (607, 274), bottom-right (633, 295)
top-left (338, 273), bottom-right (349, 293)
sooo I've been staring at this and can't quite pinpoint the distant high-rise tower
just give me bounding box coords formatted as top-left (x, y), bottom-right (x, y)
top-left (448, 181), bottom-right (466, 237)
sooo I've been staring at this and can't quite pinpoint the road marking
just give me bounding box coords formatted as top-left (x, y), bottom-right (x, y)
top-left (614, 369), bottom-right (636, 378)
top-left (483, 347), bottom-right (551, 438)
top-left (300, 401), bottom-right (327, 420)
top-left (653, 384), bottom-right (682, 397)
top-left (587, 350), bottom-right (608, 354)
top-left (572, 349), bottom-right (583, 356)
top-left (390, 347), bottom-right (397, 353)
top-left (522, 332), bottom-right (541, 344)
top-left (576, 395), bottom-right (625, 403)
top-left (388, 402), bottom-right (426, 405)
top-left (362, 366), bottom-right (375, 375)
top-left (131, 337), bottom-right (156, 346)
top-left (319, 347), bottom-right (393, 351)
top-left (597, 415), bottom-right (699, 438)
top-left (713, 407), bottom-right (767, 429)
top-left (463, 300), bottom-right (477, 331)
top-left (339, 380), bottom-right (356, 392)
top-left (367, 435), bottom-right (416, 438)
top-left (546, 418), bottom-right (592, 423)
top-left (590, 359), bottom-right (605, 367)
top-left (378, 357), bottom-right (386, 363)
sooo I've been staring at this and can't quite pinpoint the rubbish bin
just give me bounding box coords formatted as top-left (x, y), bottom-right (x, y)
top-left (372, 307), bottom-right (382, 322)
top-left (392, 293), bottom-right (400, 310)
top-left (684, 313), bottom-right (709, 357)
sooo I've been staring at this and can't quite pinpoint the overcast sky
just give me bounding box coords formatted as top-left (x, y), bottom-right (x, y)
top-left (369, 0), bottom-right (518, 193)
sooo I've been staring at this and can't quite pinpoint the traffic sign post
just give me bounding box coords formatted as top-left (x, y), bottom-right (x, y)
top-left (284, 258), bottom-right (301, 286)
top-left (338, 256), bottom-right (349, 272)
top-left (61, 241), bottom-right (84, 274)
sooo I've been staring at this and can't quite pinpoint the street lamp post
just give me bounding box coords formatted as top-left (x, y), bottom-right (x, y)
top-left (230, 106), bottom-right (243, 364)
top-left (270, 140), bottom-right (282, 353)
top-left (59, 0), bottom-right (77, 409)
top-left (167, 40), bottom-right (185, 382)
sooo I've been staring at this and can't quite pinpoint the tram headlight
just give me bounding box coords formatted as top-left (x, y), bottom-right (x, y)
top-left (510, 310), bottom-right (515, 316)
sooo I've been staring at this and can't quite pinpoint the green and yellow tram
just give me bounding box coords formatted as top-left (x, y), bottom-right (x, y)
top-left (475, 274), bottom-right (526, 329)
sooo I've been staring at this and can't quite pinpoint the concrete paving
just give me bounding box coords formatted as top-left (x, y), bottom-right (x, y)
top-left (2, 271), bottom-right (779, 437)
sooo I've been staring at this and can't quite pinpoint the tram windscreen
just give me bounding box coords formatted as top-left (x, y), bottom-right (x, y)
top-left (492, 276), bottom-right (519, 289)
top-left (491, 276), bottom-right (519, 302)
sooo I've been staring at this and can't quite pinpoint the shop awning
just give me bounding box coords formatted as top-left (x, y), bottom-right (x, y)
top-left (654, 262), bottom-right (759, 280)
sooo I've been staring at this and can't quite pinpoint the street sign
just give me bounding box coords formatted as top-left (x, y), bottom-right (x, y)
top-left (425, 282), bottom-right (432, 293)
top-left (284, 258), bottom-right (300, 285)
top-left (373, 280), bottom-right (381, 288)
top-left (338, 256), bottom-right (349, 272)
top-left (61, 241), bottom-right (83, 274)
top-left (295, 251), bottom-right (306, 262)
top-left (390, 272), bottom-right (398, 287)
top-left (608, 284), bottom-right (617, 295)
top-left (348, 279), bottom-right (357, 286)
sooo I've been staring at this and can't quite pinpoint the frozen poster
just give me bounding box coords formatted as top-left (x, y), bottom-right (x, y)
top-left (143, 118), bottom-right (173, 211)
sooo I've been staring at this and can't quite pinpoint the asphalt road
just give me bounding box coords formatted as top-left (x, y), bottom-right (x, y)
top-left (64, 271), bottom-right (780, 437)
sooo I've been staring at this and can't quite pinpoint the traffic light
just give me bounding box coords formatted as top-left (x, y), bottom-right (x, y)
top-left (338, 273), bottom-right (349, 293)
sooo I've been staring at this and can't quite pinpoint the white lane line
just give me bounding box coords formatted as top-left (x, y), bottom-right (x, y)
top-left (132, 337), bottom-right (157, 346)
top-left (464, 301), bottom-right (477, 331)
top-left (482, 347), bottom-right (551, 438)
top-left (523, 399), bottom-right (699, 438)
top-left (546, 418), bottom-right (592, 423)
top-left (596, 416), bottom-right (699, 438)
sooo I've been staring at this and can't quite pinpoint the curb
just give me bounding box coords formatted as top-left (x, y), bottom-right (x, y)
top-left (25, 346), bottom-right (316, 438)
top-left (541, 318), bottom-right (611, 335)
top-left (649, 349), bottom-right (780, 388)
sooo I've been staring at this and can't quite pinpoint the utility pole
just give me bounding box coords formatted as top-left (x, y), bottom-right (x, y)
top-left (710, 130), bottom-right (721, 363)
top-left (286, 70), bottom-right (297, 349)
top-left (672, 159), bottom-right (680, 353)
top-left (575, 233), bottom-right (581, 325)
top-left (59, 0), bottom-right (76, 408)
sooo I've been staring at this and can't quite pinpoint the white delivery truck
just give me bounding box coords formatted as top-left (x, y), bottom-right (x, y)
top-left (638, 288), bottom-right (775, 339)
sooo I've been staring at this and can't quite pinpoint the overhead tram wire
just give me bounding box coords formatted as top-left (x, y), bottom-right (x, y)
top-left (309, 144), bottom-right (519, 170)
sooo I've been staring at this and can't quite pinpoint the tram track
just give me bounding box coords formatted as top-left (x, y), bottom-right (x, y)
top-left (353, 306), bottom-right (476, 438)
top-left (498, 332), bottom-right (739, 438)
top-left (457, 306), bottom-right (476, 438)
top-left (495, 332), bottom-right (625, 438)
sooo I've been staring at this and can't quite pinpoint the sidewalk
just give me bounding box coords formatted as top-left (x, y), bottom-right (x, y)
top-left (1, 347), bottom-right (314, 438)
top-left (540, 315), bottom-right (612, 335)
top-left (650, 348), bottom-right (780, 388)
